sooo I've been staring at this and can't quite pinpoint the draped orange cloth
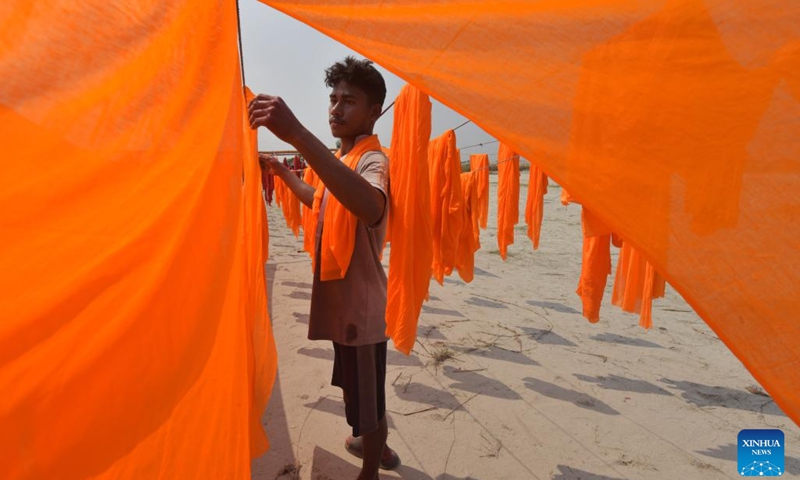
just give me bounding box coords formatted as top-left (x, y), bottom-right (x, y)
top-left (2, 3), bottom-right (799, 476)
top-left (496, 143), bottom-right (520, 260)
top-left (575, 209), bottom-right (613, 323)
top-left (470, 154), bottom-right (490, 230)
top-left (428, 130), bottom-right (464, 284)
top-left (0, 2), bottom-right (276, 478)
top-left (385, 84), bottom-right (433, 354)
top-left (455, 172), bottom-right (481, 283)
top-left (274, 176), bottom-right (302, 237)
top-left (259, 0), bottom-right (800, 424)
top-left (301, 167), bottom-right (320, 264)
top-left (313, 135), bottom-right (383, 281)
top-left (612, 241), bottom-right (667, 329)
top-left (524, 162), bottom-right (548, 250)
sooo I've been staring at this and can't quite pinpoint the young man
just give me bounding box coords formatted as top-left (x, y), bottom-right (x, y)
top-left (248, 57), bottom-right (399, 480)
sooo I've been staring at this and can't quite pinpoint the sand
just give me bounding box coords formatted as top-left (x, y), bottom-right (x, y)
top-left (252, 174), bottom-right (799, 480)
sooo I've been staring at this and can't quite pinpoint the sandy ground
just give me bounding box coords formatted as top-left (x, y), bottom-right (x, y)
top-left (252, 174), bottom-right (800, 480)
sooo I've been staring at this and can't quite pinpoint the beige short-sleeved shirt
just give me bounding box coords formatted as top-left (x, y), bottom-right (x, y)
top-left (308, 150), bottom-right (390, 346)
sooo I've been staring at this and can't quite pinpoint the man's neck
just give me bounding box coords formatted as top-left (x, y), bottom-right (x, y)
top-left (339, 133), bottom-right (372, 156)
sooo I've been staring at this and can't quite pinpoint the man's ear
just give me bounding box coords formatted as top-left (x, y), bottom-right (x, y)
top-left (370, 103), bottom-right (382, 123)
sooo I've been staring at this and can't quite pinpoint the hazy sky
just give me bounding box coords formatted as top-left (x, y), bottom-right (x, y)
top-left (239, 0), bottom-right (498, 163)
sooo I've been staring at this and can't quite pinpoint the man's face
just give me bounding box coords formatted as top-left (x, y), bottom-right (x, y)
top-left (328, 81), bottom-right (379, 139)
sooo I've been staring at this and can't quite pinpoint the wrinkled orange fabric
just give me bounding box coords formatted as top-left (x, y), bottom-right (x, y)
top-left (576, 209), bottom-right (613, 323)
top-left (496, 143), bottom-right (520, 260)
top-left (612, 241), bottom-right (667, 329)
top-left (428, 130), bottom-right (464, 284)
top-left (0, 3), bottom-right (276, 478)
top-left (385, 84), bottom-right (433, 354)
top-left (469, 154), bottom-right (490, 229)
top-left (275, 176), bottom-right (302, 237)
top-left (301, 167), bottom-right (320, 264)
top-left (524, 161), bottom-right (548, 250)
top-left (455, 172), bottom-right (480, 283)
top-left (611, 242), bottom-right (666, 328)
top-left (312, 135), bottom-right (383, 281)
top-left (259, 0), bottom-right (800, 423)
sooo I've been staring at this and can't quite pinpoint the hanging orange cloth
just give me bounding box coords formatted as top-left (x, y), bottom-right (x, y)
top-left (313, 134), bottom-right (383, 281)
top-left (260, 0), bottom-right (800, 428)
top-left (524, 161), bottom-right (548, 250)
top-left (469, 154), bottom-right (490, 229)
top-left (455, 172), bottom-right (480, 282)
top-left (385, 84), bottom-right (433, 355)
top-left (428, 130), bottom-right (464, 284)
top-left (575, 208), bottom-right (613, 323)
top-left (0, 2), bottom-right (277, 476)
top-left (301, 166), bottom-right (320, 265)
top-left (496, 143), bottom-right (520, 260)
top-left (274, 175), bottom-right (301, 237)
top-left (612, 240), bottom-right (667, 329)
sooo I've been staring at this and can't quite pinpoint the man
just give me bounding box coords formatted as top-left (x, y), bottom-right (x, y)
top-left (248, 56), bottom-right (399, 480)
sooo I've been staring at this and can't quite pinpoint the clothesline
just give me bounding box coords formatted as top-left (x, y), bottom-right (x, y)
top-left (452, 119), bottom-right (471, 131)
top-left (459, 139), bottom-right (499, 150)
top-left (462, 154), bottom-right (524, 174)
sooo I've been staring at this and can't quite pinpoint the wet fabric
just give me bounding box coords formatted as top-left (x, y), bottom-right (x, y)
top-left (312, 135), bottom-right (384, 281)
top-left (455, 172), bottom-right (480, 283)
top-left (469, 154), bottom-right (490, 230)
top-left (428, 130), bottom-right (464, 284)
top-left (524, 162), bottom-right (548, 250)
top-left (0, 3), bottom-right (276, 478)
top-left (302, 166), bottom-right (320, 264)
top-left (257, 0), bottom-right (800, 424)
top-left (575, 209), bottom-right (614, 323)
top-left (612, 241), bottom-right (667, 330)
top-left (385, 84), bottom-right (433, 355)
top-left (275, 175), bottom-right (302, 237)
top-left (496, 143), bottom-right (520, 260)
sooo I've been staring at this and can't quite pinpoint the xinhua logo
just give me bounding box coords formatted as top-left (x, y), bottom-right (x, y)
top-left (738, 429), bottom-right (784, 476)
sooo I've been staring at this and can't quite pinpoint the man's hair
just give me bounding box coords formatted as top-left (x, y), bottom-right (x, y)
top-left (325, 56), bottom-right (387, 108)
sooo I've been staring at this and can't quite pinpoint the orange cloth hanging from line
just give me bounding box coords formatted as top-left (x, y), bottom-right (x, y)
top-left (612, 241), bottom-right (667, 329)
top-left (312, 134), bottom-right (383, 281)
top-left (496, 143), bottom-right (520, 260)
top-left (385, 84), bottom-right (434, 355)
top-left (274, 175), bottom-right (302, 237)
top-left (301, 166), bottom-right (320, 265)
top-left (428, 130), bottom-right (464, 284)
top-left (0, 3), bottom-right (277, 477)
top-left (524, 161), bottom-right (548, 250)
top-left (469, 153), bottom-right (490, 229)
top-left (455, 172), bottom-right (481, 283)
top-left (575, 208), bottom-right (613, 323)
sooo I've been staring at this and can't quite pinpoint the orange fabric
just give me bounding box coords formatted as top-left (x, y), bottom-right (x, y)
top-left (455, 172), bottom-right (480, 283)
top-left (524, 161), bottom-right (548, 250)
top-left (301, 167), bottom-right (320, 264)
top-left (612, 241), bottom-right (667, 329)
top-left (575, 209), bottom-right (613, 323)
top-left (273, 0), bottom-right (798, 418)
top-left (0, 3), bottom-right (275, 478)
top-left (251, 2), bottom-right (800, 427)
top-left (313, 135), bottom-right (383, 281)
top-left (273, 173), bottom-right (285, 207)
top-left (469, 154), bottom-right (490, 229)
top-left (496, 143), bottom-right (520, 260)
top-left (428, 130), bottom-right (464, 284)
top-left (385, 84), bottom-right (433, 354)
top-left (275, 176), bottom-right (302, 237)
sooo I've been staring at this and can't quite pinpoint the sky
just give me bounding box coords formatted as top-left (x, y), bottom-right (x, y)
top-left (239, 0), bottom-right (498, 163)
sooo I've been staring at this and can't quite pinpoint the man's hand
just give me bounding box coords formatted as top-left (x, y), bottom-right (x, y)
top-left (258, 153), bottom-right (287, 176)
top-left (248, 94), bottom-right (305, 144)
